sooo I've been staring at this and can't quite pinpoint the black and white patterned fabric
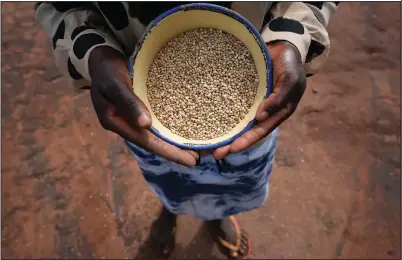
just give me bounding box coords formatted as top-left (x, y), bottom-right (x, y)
top-left (35, 2), bottom-right (338, 88)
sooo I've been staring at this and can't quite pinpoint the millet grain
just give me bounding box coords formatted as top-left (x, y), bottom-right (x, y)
top-left (147, 28), bottom-right (259, 140)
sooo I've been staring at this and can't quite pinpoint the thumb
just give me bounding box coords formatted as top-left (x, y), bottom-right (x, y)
top-left (105, 79), bottom-right (152, 129)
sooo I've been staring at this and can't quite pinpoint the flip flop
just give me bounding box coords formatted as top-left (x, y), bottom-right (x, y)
top-left (211, 216), bottom-right (252, 259)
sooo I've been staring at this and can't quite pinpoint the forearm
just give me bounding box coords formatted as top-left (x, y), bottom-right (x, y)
top-left (35, 2), bottom-right (125, 88)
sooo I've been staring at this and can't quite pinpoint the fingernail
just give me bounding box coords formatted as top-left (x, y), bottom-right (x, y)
top-left (137, 112), bottom-right (151, 127)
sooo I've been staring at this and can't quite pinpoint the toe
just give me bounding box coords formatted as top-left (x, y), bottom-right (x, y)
top-left (239, 233), bottom-right (249, 255)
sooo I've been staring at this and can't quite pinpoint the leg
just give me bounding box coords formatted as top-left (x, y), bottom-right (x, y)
top-left (150, 206), bottom-right (177, 257)
top-left (206, 216), bottom-right (252, 259)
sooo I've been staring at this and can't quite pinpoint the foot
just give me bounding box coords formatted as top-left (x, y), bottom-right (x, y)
top-left (207, 216), bottom-right (251, 259)
top-left (150, 207), bottom-right (177, 257)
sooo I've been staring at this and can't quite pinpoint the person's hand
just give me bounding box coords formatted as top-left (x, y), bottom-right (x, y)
top-left (88, 46), bottom-right (198, 167)
top-left (213, 41), bottom-right (307, 160)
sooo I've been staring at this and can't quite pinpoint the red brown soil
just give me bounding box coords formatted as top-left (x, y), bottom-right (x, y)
top-left (1, 2), bottom-right (400, 259)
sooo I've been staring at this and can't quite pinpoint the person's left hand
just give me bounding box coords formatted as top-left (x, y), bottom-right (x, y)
top-left (213, 40), bottom-right (307, 160)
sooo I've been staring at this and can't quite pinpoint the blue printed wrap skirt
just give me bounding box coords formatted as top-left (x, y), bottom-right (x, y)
top-left (125, 129), bottom-right (278, 220)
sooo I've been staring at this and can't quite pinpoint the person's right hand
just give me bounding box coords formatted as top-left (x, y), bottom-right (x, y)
top-left (88, 46), bottom-right (198, 167)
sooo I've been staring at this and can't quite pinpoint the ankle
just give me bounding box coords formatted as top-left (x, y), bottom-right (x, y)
top-left (160, 207), bottom-right (177, 221)
top-left (205, 219), bottom-right (223, 230)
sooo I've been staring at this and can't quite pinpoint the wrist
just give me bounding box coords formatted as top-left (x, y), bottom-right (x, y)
top-left (266, 40), bottom-right (303, 65)
top-left (88, 46), bottom-right (126, 77)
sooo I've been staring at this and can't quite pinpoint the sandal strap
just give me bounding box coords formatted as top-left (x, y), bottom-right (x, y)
top-left (217, 216), bottom-right (242, 252)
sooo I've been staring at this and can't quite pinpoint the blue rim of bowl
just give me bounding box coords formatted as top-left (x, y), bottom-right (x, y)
top-left (128, 3), bottom-right (273, 151)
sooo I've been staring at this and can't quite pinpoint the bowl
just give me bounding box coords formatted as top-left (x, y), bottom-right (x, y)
top-left (128, 3), bottom-right (273, 151)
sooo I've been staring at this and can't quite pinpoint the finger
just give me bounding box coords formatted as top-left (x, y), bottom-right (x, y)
top-left (143, 133), bottom-right (198, 167)
top-left (106, 112), bottom-right (197, 167)
top-left (184, 150), bottom-right (200, 161)
top-left (102, 78), bottom-right (152, 129)
top-left (230, 124), bottom-right (267, 154)
top-left (256, 86), bottom-right (290, 122)
top-left (230, 107), bottom-right (290, 154)
top-left (255, 94), bottom-right (279, 122)
top-left (212, 145), bottom-right (231, 160)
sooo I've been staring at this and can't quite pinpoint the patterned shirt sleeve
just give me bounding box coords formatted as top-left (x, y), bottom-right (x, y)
top-left (34, 2), bottom-right (125, 89)
top-left (261, 2), bottom-right (339, 77)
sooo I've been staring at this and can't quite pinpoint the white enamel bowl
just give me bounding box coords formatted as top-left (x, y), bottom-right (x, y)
top-left (128, 3), bottom-right (273, 151)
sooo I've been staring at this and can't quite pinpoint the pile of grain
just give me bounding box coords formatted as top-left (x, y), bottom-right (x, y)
top-left (147, 28), bottom-right (259, 140)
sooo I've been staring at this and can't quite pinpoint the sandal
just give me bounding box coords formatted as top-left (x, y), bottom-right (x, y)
top-left (209, 216), bottom-right (252, 259)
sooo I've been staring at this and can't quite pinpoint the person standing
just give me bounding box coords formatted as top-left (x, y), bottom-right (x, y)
top-left (36, 2), bottom-right (338, 258)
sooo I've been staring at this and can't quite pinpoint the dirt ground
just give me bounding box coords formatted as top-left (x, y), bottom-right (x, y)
top-left (1, 2), bottom-right (401, 259)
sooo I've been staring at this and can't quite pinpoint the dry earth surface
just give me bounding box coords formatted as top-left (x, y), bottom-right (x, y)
top-left (1, 2), bottom-right (401, 259)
